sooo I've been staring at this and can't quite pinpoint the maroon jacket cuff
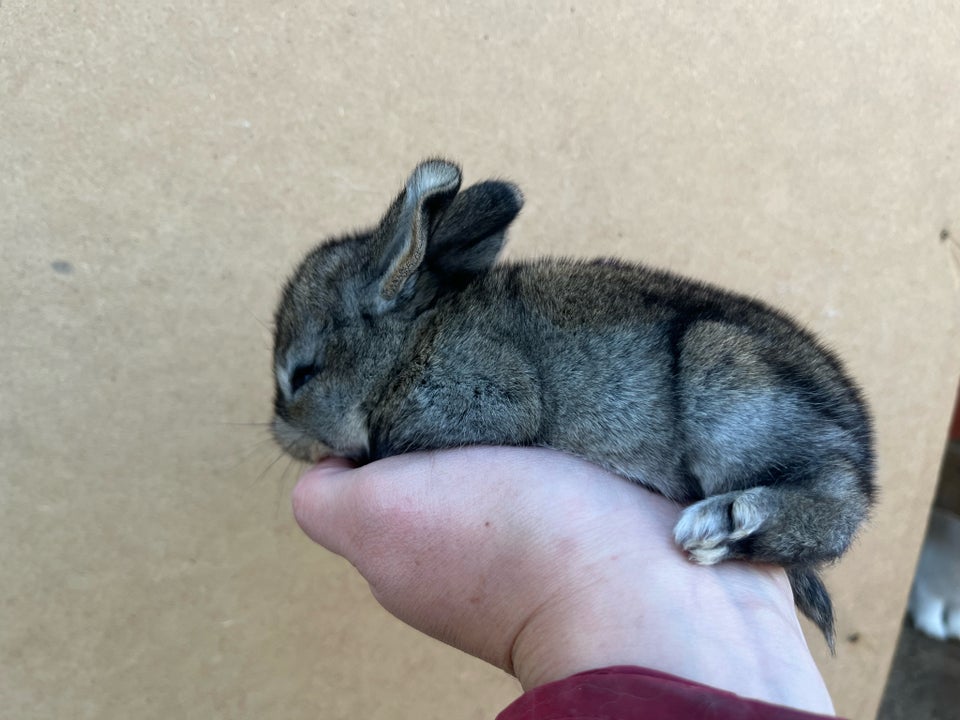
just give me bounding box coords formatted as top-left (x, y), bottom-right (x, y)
top-left (496, 666), bottom-right (839, 720)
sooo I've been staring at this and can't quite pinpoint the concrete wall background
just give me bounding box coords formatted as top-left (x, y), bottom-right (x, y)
top-left (3, 3), bottom-right (960, 718)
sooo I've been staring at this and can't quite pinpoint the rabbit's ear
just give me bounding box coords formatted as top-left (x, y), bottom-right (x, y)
top-left (376, 159), bottom-right (462, 303)
top-left (427, 180), bottom-right (523, 283)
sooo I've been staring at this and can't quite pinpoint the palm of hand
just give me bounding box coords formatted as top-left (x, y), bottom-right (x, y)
top-left (292, 446), bottom-right (833, 713)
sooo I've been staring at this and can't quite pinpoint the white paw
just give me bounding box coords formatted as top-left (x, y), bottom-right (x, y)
top-left (674, 489), bottom-right (768, 565)
top-left (908, 509), bottom-right (960, 641)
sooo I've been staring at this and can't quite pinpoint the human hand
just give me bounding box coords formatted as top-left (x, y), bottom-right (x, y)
top-left (292, 446), bottom-right (834, 714)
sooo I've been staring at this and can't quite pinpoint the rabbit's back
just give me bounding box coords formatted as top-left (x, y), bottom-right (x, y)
top-left (383, 257), bottom-right (874, 506)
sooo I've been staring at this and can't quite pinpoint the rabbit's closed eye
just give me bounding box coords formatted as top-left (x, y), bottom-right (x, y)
top-left (290, 363), bottom-right (321, 395)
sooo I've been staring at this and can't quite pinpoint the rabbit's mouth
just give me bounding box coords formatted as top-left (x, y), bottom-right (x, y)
top-left (301, 441), bottom-right (333, 464)
top-left (272, 416), bottom-right (334, 464)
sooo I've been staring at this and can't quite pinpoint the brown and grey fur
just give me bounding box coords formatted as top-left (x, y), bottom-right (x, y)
top-left (272, 159), bottom-right (876, 649)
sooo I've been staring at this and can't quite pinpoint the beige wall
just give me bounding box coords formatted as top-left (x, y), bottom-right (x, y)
top-left (3, 2), bottom-right (959, 718)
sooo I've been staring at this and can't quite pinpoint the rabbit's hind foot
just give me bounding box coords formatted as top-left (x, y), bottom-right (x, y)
top-left (673, 473), bottom-right (868, 567)
top-left (673, 487), bottom-right (770, 565)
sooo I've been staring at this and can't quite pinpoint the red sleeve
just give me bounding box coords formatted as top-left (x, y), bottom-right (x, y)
top-left (496, 666), bottom-right (841, 720)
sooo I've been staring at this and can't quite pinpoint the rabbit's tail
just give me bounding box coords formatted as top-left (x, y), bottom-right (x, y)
top-left (787, 566), bottom-right (836, 654)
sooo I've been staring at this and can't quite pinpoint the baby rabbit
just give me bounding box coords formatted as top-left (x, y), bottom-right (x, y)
top-left (272, 159), bottom-right (876, 648)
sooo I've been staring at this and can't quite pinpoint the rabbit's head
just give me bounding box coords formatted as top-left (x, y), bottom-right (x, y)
top-left (271, 159), bottom-right (523, 462)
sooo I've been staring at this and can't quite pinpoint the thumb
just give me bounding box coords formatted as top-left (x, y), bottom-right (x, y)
top-left (291, 457), bottom-right (359, 557)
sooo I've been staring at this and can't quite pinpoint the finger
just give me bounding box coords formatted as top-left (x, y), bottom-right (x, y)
top-left (291, 457), bottom-right (360, 556)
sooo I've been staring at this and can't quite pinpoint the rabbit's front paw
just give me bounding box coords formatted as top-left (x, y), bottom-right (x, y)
top-left (673, 489), bottom-right (768, 564)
